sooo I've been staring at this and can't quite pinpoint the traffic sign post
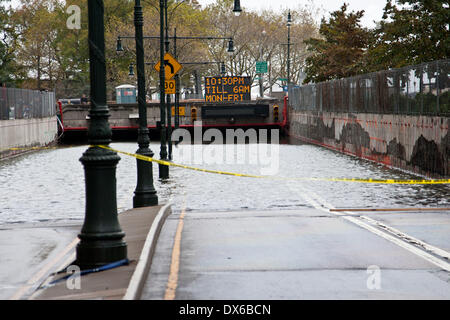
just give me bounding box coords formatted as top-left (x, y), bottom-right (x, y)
top-left (154, 52), bottom-right (182, 80)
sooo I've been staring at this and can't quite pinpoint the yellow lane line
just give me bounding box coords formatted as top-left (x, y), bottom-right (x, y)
top-left (164, 204), bottom-right (186, 300)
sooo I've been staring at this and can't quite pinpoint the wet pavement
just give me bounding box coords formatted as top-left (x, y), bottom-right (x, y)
top-left (142, 208), bottom-right (450, 300)
top-left (0, 222), bottom-right (80, 299)
top-left (1, 140), bottom-right (449, 299)
top-left (30, 205), bottom-right (167, 300)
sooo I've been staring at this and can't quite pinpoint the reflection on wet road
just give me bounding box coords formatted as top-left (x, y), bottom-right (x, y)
top-left (1, 141), bottom-right (449, 225)
top-left (1, 140), bottom-right (449, 299)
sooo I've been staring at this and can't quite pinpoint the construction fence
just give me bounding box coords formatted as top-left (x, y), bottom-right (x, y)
top-left (289, 59), bottom-right (449, 115)
top-left (0, 87), bottom-right (56, 120)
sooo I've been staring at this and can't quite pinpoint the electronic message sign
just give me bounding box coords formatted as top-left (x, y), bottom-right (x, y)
top-left (204, 76), bottom-right (251, 102)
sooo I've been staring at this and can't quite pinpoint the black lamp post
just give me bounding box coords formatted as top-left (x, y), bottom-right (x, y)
top-left (77, 0), bottom-right (127, 269)
top-left (164, 0), bottom-right (173, 161)
top-left (287, 10), bottom-right (292, 94)
top-left (159, 0), bottom-right (169, 179)
top-left (133, 0), bottom-right (158, 207)
top-left (174, 28), bottom-right (180, 129)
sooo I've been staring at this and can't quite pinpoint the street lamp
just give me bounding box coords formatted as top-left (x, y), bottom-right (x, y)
top-left (116, 37), bottom-right (124, 52)
top-left (233, 0), bottom-right (242, 16)
top-left (128, 63), bottom-right (135, 77)
top-left (221, 62), bottom-right (226, 75)
top-left (77, 0), bottom-right (127, 269)
top-left (133, 0), bottom-right (158, 207)
top-left (227, 39), bottom-right (234, 55)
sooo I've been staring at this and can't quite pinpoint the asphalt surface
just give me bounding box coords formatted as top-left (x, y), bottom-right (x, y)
top-left (142, 208), bottom-right (450, 300)
top-left (1, 205), bottom-right (449, 300)
top-left (0, 221), bottom-right (81, 300)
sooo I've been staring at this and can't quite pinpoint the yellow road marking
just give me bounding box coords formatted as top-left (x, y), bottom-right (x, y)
top-left (164, 203), bottom-right (186, 300)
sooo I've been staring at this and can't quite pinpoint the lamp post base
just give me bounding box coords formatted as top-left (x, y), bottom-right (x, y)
top-left (76, 239), bottom-right (127, 270)
top-left (159, 162), bottom-right (169, 179)
top-left (77, 146), bottom-right (128, 270)
top-left (134, 192), bottom-right (159, 208)
top-left (133, 147), bottom-right (159, 208)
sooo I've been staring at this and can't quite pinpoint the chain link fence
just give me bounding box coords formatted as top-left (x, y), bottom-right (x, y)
top-left (289, 59), bottom-right (450, 115)
top-left (0, 87), bottom-right (56, 120)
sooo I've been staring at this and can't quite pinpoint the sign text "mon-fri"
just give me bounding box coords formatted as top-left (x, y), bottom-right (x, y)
top-left (204, 76), bottom-right (251, 102)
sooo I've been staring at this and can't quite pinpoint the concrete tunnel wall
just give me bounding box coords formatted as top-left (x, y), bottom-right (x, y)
top-left (0, 117), bottom-right (58, 159)
top-left (288, 109), bottom-right (449, 178)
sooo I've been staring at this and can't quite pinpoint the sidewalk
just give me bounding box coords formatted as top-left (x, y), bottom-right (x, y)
top-left (30, 203), bottom-right (171, 300)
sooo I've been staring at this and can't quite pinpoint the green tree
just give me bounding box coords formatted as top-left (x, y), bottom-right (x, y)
top-left (303, 3), bottom-right (370, 83)
top-left (205, 0), bottom-right (319, 92)
top-left (0, 0), bottom-right (23, 85)
top-left (12, 0), bottom-right (62, 90)
top-left (366, 0), bottom-right (450, 71)
top-left (104, 0), bottom-right (210, 100)
top-left (55, 0), bottom-right (91, 98)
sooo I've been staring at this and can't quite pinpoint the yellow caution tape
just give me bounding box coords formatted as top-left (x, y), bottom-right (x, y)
top-left (302, 177), bottom-right (450, 185)
top-left (1, 145), bottom-right (75, 154)
top-left (1, 146), bottom-right (58, 153)
top-left (95, 145), bottom-right (450, 185)
top-left (8, 146), bottom-right (56, 151)
top-left (4, 144), bottom-right (447, 185)
top-left (96, 145), bottom-right (264, 178)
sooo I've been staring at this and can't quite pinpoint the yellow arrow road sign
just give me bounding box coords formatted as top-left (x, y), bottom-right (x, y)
top-left (154, 52), bottom-right (182, 80)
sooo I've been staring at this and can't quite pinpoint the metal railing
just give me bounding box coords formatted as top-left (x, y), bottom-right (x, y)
top-left (0, 87), bottom-right (56, 120)
top-left (289, 59), bottom-right (450, 115)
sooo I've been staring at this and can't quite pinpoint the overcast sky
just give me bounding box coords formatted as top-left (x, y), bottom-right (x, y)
top-left (7, 0), bottom-right (387, 28)
top-left (197, 0), bottom-right (387, 28)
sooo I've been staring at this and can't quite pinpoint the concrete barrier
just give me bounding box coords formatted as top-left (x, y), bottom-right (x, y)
top-left (0, 117), bottom-right (58, 159)
top-left (59, 99), bottom-right (285, 134)
top-left (288, 109), bottom-right (449, 178)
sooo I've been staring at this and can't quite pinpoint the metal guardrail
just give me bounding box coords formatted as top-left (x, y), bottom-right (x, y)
top-left (289, 59), bottom-right (449, 115)
top-left (0, 87), bottom-right (56, 120)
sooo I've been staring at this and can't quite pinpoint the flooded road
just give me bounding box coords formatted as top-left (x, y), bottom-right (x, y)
top-left (0, 141), bottom-right (449, 225)
top-left (1, 140), bottom-right (449, 299)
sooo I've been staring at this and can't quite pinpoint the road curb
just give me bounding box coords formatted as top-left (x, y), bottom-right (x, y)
top-left (123, 202), bottom-right (172, 300)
